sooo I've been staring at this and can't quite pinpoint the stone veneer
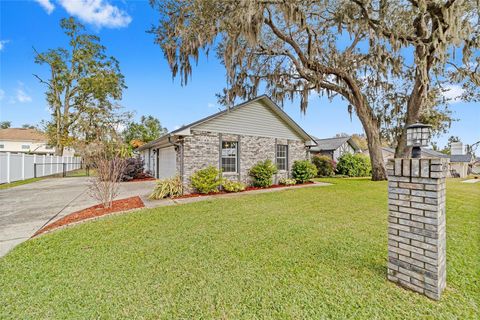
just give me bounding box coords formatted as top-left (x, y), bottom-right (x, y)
top-left (180, 130), bottom-right (308, 193)
top-left (386, 157), bottom-right (448, 300)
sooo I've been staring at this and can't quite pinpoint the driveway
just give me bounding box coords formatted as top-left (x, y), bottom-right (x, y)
top-left (0, 177), bottom-right (156, 257)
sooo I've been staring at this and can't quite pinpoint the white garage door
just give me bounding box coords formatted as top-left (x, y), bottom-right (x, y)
top-left (157, 146), bottom-right (177, 179)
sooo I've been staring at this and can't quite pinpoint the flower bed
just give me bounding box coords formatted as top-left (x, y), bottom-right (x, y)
top-left (174, 181), bottom-right (314, 199)
top-left (33, 196), bottom-right (145, 237)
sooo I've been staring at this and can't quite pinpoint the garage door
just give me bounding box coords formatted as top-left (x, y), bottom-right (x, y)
top-left (157, 146), bottom-right (177, 179)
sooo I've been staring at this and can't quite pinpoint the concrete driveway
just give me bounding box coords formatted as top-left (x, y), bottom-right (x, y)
top-left (0, 177), bottom-right (156, 257)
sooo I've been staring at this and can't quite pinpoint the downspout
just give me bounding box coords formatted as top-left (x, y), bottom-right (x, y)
top-left (168, 135), bottom-right (184, 184)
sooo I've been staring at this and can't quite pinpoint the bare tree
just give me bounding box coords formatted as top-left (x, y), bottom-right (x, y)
top-left (87, 142), bottom-right (126, 208)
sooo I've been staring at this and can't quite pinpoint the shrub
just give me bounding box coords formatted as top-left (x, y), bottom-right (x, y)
top-left (312, 155), bottom-right (336, 177)
top-left (149, 176), bottom-right (183, 199)
top-left (121, 156), bottom-right (146, 181)
top-left (291, 160), bottom-right (317, 183)
top-left (249, 159), bottom-right (278, 187)
top-left (279, 178), bottom-right (296, 185)
top-left (190, 166), bottom-right (222, 194)
top-left (222, 179), bottom-right (246, 192)
top-left (336, 153), bottom-right (372, 177)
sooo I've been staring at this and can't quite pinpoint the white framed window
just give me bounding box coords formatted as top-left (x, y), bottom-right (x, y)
top-left (221, 141), bottom-right (238, 173)
top-left (21, 145), bottom-right (30, 150)
top-left (276, 144), bottom-right (288, 171)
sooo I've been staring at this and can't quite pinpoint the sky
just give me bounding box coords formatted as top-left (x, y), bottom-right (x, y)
top-left (0, 0), bottom-right (478, 149)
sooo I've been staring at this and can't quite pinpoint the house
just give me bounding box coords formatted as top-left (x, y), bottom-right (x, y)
top-left (449, 142), bottom-right (474, 178)
top-left (137, 95), bottom-right (316, 193)
top-left (380, 147), bottom-right (449, 163)
top-left (309, 136), bottom-right (360, 161)
top-left (0, 128), bottom-right (74, 156)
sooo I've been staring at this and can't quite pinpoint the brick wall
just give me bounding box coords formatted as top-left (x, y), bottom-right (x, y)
top-left (181, 130), bottom-right (308, 193)
top-left (386, 158), bottom-right (449, 300)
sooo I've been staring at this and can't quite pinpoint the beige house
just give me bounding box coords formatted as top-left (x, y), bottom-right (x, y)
top-left (309, 136), bottom-right (359, 161)
top-left (137, 95), bottom-right (316, 193)
top-left (0, 128), bottom-right (74, 156)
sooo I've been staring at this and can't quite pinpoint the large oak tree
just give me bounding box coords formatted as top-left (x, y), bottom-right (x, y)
top-left (150, 0), bottom-right (478, 180)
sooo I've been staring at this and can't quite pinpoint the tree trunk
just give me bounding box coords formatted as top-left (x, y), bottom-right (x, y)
top-left (351, 95), bottom-right (387, 181)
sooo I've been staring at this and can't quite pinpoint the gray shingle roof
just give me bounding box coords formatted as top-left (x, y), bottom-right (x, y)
top-left (310, 136), bottom-right (357, 152)
top-left (450, 154), bottom-right (474, 163)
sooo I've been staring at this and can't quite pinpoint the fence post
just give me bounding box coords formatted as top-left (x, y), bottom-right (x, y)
top-left (33, 154), bottom-right (37, 178)
top-left (42, 155), bottom-right (46, 177)
top-left (21, 153), bottom-right (25, 180)
top-left (6, 152), bottom-right (11, 183)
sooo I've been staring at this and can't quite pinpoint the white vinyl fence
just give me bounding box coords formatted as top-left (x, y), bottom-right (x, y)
top-left (0, 153), bottom-right (82, 184)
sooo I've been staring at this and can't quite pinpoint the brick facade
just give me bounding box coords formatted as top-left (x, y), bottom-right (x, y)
top-left (180, 130), bottom-right (308, 193)
top-left (386, 158), bottom-right (448, 300)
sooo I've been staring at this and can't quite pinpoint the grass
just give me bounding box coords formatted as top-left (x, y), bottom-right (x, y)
top-left (0, 178), bottom-right (478, 319)
top-left (0, 177), bottom-right (42, 190)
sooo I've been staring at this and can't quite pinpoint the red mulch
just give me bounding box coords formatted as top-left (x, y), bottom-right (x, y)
top-left (127, 176), bottom-right (156, 182)
top-left (33, 196), bottom-right (145, 237)
top-left (173, 181), bottom-right (314, 199)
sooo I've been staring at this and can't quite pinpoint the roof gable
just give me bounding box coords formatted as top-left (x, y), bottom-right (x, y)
top-left (0, 128), bottom-right (47, 142)
top-left (311, 136), bottom-right (358, 152)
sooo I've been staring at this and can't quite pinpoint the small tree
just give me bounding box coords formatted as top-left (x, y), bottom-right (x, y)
top-left (336, 153), bottom-right (372, 177)
top-left (87, 141), bottom-right (126, 208)
top-left (312, 155), bottom-right (336, 177)
top-left (291, 160), bottom-right (317, 183)
top-left (249, 160), bottom-right (278, 187)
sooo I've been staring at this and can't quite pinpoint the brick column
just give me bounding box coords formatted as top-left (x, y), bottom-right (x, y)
top-left (386, 158), bottom-right (448, 300)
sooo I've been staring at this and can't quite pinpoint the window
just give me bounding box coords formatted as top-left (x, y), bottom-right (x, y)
top-left (276, 144), bottom-right (288, 171)
top-left (0, 144), bottom-right (4, 149)
top-left (21, 145), bottom-right (30, 150)
top-left (221, 141), bottom-right (238, 173)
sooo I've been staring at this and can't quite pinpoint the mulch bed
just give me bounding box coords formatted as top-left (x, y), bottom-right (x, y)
top-left (33, 196), bottom-right (145, 237)
top-left (173, 181), bottom-right (314, 199)
top-left (126, 176), bottom-right (156, 182)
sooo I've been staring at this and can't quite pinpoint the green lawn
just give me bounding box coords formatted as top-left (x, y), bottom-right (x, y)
top-left (0, 177), bottom-right (42, 190)
top-left (1, 179), bottom-right (478, 319)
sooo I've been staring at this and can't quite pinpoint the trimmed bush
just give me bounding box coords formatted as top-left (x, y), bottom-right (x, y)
top-left (336, 153), bottom-right (372, 177)
top-left (222, 180), bottom-right (246, 192)
top-left (190, 166), bottom-right (222, 194)
top-left (149, 176), bottom-right (183, 199)
top-left (279, 178), bottom-right (296, 185)
top-left (312, 155), bottom-right (336, 177)
top-left (249, 160), bottom-right (278, 187)
top-left (121, 156), bottom-right (146, 181)
top-left (291, 160), bottom-right (317, 183)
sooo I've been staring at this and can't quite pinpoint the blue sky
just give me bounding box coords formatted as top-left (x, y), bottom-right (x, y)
top-left (0, 0), bottom-right (478, 148)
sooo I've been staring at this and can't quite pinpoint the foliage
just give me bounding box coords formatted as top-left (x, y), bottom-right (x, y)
top-left (121, 156), bottom-right (146, 181)
top-left (149, 176), bottom-right (183, 199)
top-left (311, 155), bottom-right (336, 177)
top-left (123, 115), bottom-right (168, 147)
top-left (291, 160), bottom-right (317, 183)
top-left (34, 17), bottom-right (126, 155)
top-left (1, 179), bottom-right (477, 318)
top-left (248, 159), bottom-right (278, 187)
top-left (222, 179), bottom-right (246, 193)
top-left (350, 134), bottom-right (368, 151)
top-left (150, 0), bottom-right (479, 180)
top-left (190, 166), bottom-right (222, 194)
top-left (0, 121), bottom-right (11, 129)
top-left (278, 178), bottom-right (296, 186)
top-left (336, 153), bottom-right (372, 177)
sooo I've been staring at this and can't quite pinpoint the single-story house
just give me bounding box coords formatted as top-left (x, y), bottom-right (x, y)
top-left (309, 136), bottom-right (360, 161)
top-left (137, 95), bottom-right (317, 193)
top-left (0, 128), bottom-right (75, 156)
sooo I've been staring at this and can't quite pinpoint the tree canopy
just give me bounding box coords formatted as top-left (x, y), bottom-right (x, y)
top-left (150, 0), bottom-right (479, 180)
top-left (34, 17), bottom-right (126, 155)
top-left (122, 115), bottom-right (167, 148)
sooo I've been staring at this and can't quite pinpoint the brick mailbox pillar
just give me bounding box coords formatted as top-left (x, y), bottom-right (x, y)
top-left (386, 157), bottom-right (449, 300)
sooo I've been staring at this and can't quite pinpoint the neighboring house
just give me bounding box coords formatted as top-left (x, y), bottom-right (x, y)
top-left (137, 95), bottom-right (316, 193)
top-left (449, 142), bottom-right (474, 178)
top-left (0, 128), bottom-right (74, 156)
top-left (309, 136), bottom-right (360, 161)
top-left (380, 147), bottom-right (449, 163)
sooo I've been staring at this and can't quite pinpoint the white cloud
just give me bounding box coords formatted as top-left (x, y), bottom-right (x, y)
top-left (58, 0), bottom-right (132, 28)
top-left (15, 82), bottom-right (32, 103)
top-left (207, 102), bottom-right (216, 108)
top-left (442, 84), bottom-right (464, 103)
top-left (0, 89), bottom-right (4, 101)
top-left (173, 125), bottom-right (180, 130)
top-left (0, 40), bottom-right (9, 51)
top-left (35, 0), bottom-right (55, 14)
